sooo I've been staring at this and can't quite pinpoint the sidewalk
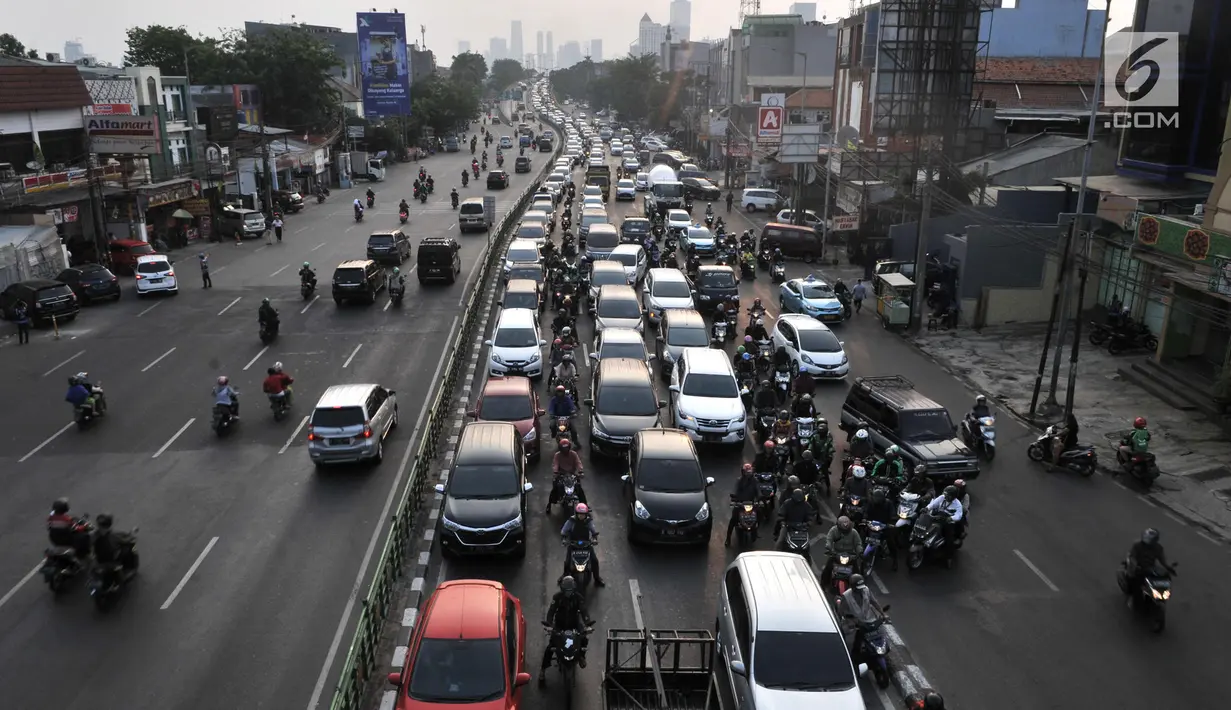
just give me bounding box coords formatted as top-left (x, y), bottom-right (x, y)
top-left (908, 325), bottom-right (1231, 541)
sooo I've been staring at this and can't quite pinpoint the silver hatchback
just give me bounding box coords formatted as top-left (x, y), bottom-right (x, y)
top-left (307, 384), bottom-right (399, 468)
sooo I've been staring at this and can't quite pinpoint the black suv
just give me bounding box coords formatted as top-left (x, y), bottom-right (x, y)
top-left (620, 217), bottom-right (652, 244)
top-left (417, 237), bottom-right (462, 284)
top-left (681, 177), bottom-right (722, 201)
top-left (487, 169), bottom-right (511, 189)
top-left (331, 259), bottom-right (387, 305)
top-left (583, 358), bottom-right (665, 457)
top-left (839, 375), bottom-right (979, 481)
top-left (365, 230), bottom-right (411, 264)
top-left (694, 265), bottom-right (739, 313)
top-left (1, 279), bottom-right (79, 324)
top-left (514, 156), bottom-right (532, 173)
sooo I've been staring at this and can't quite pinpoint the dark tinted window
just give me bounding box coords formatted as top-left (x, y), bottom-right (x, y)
top-left (598, 341), bottom-right (647, 360)
top-left (407, 638), bottom-right (505, 702)
top-left (312, 406), bottom-right (366, 428)
top-left (419, 245), bottom-right (456, 262)
top-left (450, 464), bottom-right (520, 498)
top-left (798, 330), bottom-right (842, 353)
top-left (653, 281), bottom-right (691, 298)
top-left (136, 261), bottom-right (169, 274)
top-left (682, 373), bottom-right (738, 398)
top-left (77, 265), bottom-right (114, 279)
top-left (622, 220), bottom-right (650, 234)
top-left (334, 268), bottom-right (366, 284)
top-left (596, 383), bottom-right (658, 416)
top-left (753, 631), bottom-right (855, 690)
top-left (368, 235), bottom-right (394, 245)
top-left (700, 271), bottom-right (736, 288)
top-left (516, 224), bottom-right (546, 239)
top-left (900, 410), bottom-right (955, 441)
top-left (598, 297), bottom-right (640, 319)
top-left (502, 293), bottom-right (538, 310)
top-left (588, 229), bottom-right (619, 249)
top-left (120, 243), bottom-right (155, 256)
top-left (637, 457), bottom-right (702, 492)
top-left (508, 266), bottom-right (543, 283)
top-left (36, 284), bottom-right (74, 299)
top-left (610, 251), bottom-right (639, 267)
top-left (480, 393), bottom-right (534, 421)
top-left (668, 325), bottom-right (708, 347)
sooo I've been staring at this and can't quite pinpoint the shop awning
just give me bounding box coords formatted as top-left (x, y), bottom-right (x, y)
top-left (171, 209), bottom-right (194, 219)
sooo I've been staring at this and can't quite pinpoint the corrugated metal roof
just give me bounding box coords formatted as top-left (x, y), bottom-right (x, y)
top-left (0, 65), bottom-right (92, 112)
top-left (959, 133), bottom-right (1087, 176)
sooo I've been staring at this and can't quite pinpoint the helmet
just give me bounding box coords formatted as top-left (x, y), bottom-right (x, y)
top-left (562, 352), bottom-right (574, 362)
top-left (953, 478), bottom-right (966, 490)
top-left (1142, 527), bottom-right (1159, 544)
top-left (791, 488), bottom-right (805, 503)
top-left (1134, 416), bottom-right (1147, 429)
top-left (885, 445), bottom-right (900, 456)
top-left (553, 338), bottom-right (562, 346)
top-left (753, 297), bottom-right (762, 306)
top-left (922, 691), bottom-right (945, 710)
top-left (850, 573), bottom-right (866, 589)
top-left (736, 346), bottom-right (746, 355)
top-left (764, 439), bottom-right (776, 450)
top-left (52, 498), bottom-right (70, 514)
top-left (217, 376), bottom-right (229, 386)
top-left (555, 385), bottom-right (566, 394)
top-left (67, 375), bottom-right (79, 386)
top-left (761, 380), bottom-right (770, 389)
top-left (574, 503), bottom-right (589, 516)
top-left (852, 465), bottom-right (866, 479)
top-left (267, 367), bottom-right (277, 375)
top-left (800, 394), bottom-right (812, 404)
top-left (558, 308), bottom-right (566, 317)
top-left (778, 409), bottom-right (790, 421)
top-left (975, 394), bottom-right (987, 405)
top-left (744, 335), bottom-right (753, 344)
top-left (914, 464), bottom-right (928, 477)
top-left (787, 475), bottom-right (800, 487)
top-left (560, 575), bottom-right (577, 593)
top-left (559, 438), bottom-right (571, 450)
top-left (262, 297), bottom-right (270, 304)
top-left (741, 462), bottom-right (754, 474)
top-left (742, 353), bottom-right (751, 361)
top-left (562, 326), bottom-right (572, 336)
top-left (854, 428), bottom-right (869, 441)
top-left (943, 485), bottom-right (958, 499)
top-left (303, 262), bottom-right (310, 268)
top-left (801, 449), bottom-right (814, 460)
top-left (273, 361), bottom-right (283, 373)
top-left (393, 267), bottom-right (400, 275)
top-left (716, 302), bottom-right (726, 312)
top-left (96, 513), bottom-right (113, 529)
top-left (837, 515), bottom-right (853, 531)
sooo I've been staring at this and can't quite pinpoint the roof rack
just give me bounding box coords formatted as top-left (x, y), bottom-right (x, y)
top-left (856, 375), bottom-right (915, 390)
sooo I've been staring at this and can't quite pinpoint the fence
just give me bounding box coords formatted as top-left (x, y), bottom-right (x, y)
top-left (0, 226), bottom-right (66, 291)
top-left (325, 103), bottom-right (567, 710)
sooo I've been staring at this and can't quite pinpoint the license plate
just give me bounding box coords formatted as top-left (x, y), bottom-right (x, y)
top-left (833, 565), bottom-right (852, 575)
top-left (428, 268), bottom-right (442, 273)
top-left (329, 438), bottom-right (350, 445)
top-left (664, 528), bottom-right (681, 536)
top-left (149, 278), bottom-right (163, 283)
top-left (702, 433), bottom-right (722, 442)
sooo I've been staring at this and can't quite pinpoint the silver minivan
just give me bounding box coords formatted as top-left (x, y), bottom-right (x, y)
top-left (588, 261), bottom-right (630, 313)
top-left (655, 308), bottom-right (709, 379)
top-left (584, 223), bottom-right (620, 262)
top-left (307, 384), bottom-right (399, 468)
top-left (594, 284), bottom-right (644, 336)
top-left (578, 208), bottom-right (608, 240)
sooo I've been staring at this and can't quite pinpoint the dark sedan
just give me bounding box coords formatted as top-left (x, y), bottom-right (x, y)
top-left (622, 429), bottom-right (714, 544)
top-left (682, 177), bottom-right (722, 201)
top-left (56, 264), bottom-right (121, 303)
top-left (487, 169), bottom-right (511, 189)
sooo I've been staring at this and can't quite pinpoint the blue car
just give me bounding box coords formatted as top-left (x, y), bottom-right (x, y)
top-left (779, 275), bottom-right (845, 323)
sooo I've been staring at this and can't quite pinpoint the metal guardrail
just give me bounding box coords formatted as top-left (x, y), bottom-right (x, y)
top-left (326, 102), bottom-right (566, 710)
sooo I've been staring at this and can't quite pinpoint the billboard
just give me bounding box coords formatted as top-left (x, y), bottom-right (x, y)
top-left (86, 115), bottom-right (160, 155)
top-left (357, 12), bottom-right (412, 117)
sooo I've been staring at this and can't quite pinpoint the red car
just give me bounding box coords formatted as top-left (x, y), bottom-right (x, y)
top-left (470, 377), bottom-right (544, 459)
top-left (107, 239), bottom-right (159, 275)
top-left (389, 579), bottom-right (530, 710)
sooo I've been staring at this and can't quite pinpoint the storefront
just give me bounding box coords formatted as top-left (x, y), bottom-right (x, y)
top-left (137, 178), bottom-right (199, 249)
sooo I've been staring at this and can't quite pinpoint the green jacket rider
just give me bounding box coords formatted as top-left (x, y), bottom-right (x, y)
top-left (1128, 416), bottom-right (1151, 453)
top-left (809, 419), bottom-right (835, 462)
top-left (872, 446), bottom-right (907, 483)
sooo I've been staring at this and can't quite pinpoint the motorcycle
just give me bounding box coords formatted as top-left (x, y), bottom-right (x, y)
top-left (907, 509), bottom-right (956, 570)
top-left (960, 415), bottom-right (996, 460)
top-left (418, 191), bottom-right (427, 204)
top-left (773, 434), bottom-right (793, 472)
top-left (557, 474), bottom-right (581, 516)
top-left (755, 472), bottom-right (777, 524)
top-left (354, 208), bottom-right (364, 222)
top-left (1117, 558), bottom-right (1175, 633)
top-left (268, 388), bottom-right (292, 422)
top-left (704, 213), bottom-right (715, 228)
top-left (851, 614), bottom-right (893, 688)
top-left (739, 376), bottom-right (756, 409)
top-left (1026, 425), bottom-right (1097, 476)
top-left (553, 416), bottom-right (576, 446)
top-left (895, 491), bottom-right (927, 547)
top-left (399, 210), bottom-right (409, 224)
top-left (390, 282), bottom-right (406, 307)
top-left (366, 195), bottom-right (375, 208)
top-left (757, 248), bottom-right (773, 270)
top-left (41, 515), bottom-right (92, 594)
top-left (724, 306), bottom-right (739, 336)
top-left (565, 537), bottom-right (596, 592)
top-left (88, 529), bottom-right (139, 611)
top-left (862, 519), bottom-right (890, 575)
top-left (316, 192), bottom-right (326, 204)
top-left (710, 321), bottom-right (728, 347)
top-left (755, 339), bottom-right (773, 373)
top-left (731, 501), bottom-right (760, 546)
top-left (773, 369), bottom-right (792, 404)
top-left (794, 416), bottom-right (816, 455)
top-left (542, 623), bottom-right (590, 703)
top-left (1116, 442), bottom-right (1160, 487)
top-left (840, 490), bottom-right (867, 524)
top-left (301, 279), bottom-right (316, 300)
top-left (73, 386), bottom-right (106, 429)
top-left (1106, 326), bottom-right (1159, 355)
top-left (212, 403), bottom-right (238, 437)
top-left (784, 522), bottom-right (812, 562)
top-left (829, 552), bottom-right (855, 594)
top-left (259, 319), bottom-right (279, 344)
top-left (771, 262), bottom-right (787, 283)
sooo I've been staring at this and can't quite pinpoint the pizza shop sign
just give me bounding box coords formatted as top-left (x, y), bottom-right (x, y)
top-left (1135, 213), bottom-right (1231, 267)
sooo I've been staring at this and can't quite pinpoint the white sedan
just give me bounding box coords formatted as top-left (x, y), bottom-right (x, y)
top-left (775, 209), bottom-right (824, 230)
top-left (666, 209), bottom-right (693, 234)
top-left (610, 142), bottom-right (625, 156)
top-left (615, 179), bottom-right (637, 201)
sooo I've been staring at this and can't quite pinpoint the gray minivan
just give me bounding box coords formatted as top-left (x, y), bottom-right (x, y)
top-left (307, 384), bottom-right (399, 468)
top-left (578, 208), bottom-right (608, 240)
top-left (585, 223), bottom-right (620, 262)
top-left (655, 308), bottom-right (709, 379)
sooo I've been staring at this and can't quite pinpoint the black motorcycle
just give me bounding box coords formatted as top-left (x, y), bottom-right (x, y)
top-left (784, 522), bottom-right (812, 562)
top-left (88, 529), bottom-right (139, 611)
top-left (212, 403), bottom-right (238, 437)
top-left (390, 282), bottom-right (406, 307)
top-left (1026, 425), bottom-right (1097, 476)
top-left (366, 195), bottom-right (375, 208)
top-left (418, 191), bottom-right (427, 204)
top-left (1106, 325), bottom-right (1159, 355)
top-left (259, 319), bottom-right (279, 344)
top-left (542, 623), bottom-right (591, 704)
top-left (730, 500), bottom-right (760, 546)
top-left (850, 613), bottom-right (893, 688)
top-left (1116, 439), bottom-right (1160, 487)
top-left (564, 537), bottom-right (596, 592)
top-left (861, 519), bottom-right (890, 575)
top-left (268, 390), bottom-right (292, 422)
top-left (907, 509), bottom-right (957, 571)
top-left (1117, 559), bottom-right (1175, 632)
top-left (755, 472), bottom-right (777, 525)
top-left (301, 279), bottom-right (316, 300)
top-left (399, 210), bottom-right (409, 223)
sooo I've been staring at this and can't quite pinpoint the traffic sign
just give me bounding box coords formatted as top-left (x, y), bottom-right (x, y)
top-left (830, 214), bottom-right (860, 232)
top-left (758, 107), bottom-right (784, 140)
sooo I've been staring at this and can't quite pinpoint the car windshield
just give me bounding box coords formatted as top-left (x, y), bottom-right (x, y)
top-left (599, 298), bottom-right (641, 319)
top-left (638, 458), bottom-right (702, 493)
top-left (669, 326), bottom-right (709, 347)
top-left (637, 173), bottom-right (649, 181)
top-left (448, 464), bottom-right (521, 498)
top-left (124, 243), bottom-right (155, 256)
top-left (368, 235), bottom-right (393, 245)
top-left (654, 281), bottom-right (691, 298)
top-left (494, 326), bottom-right (538, 348)
top-left (682, 373), bottom-right (739, 398)
top-left (700, 271), bottom-right (736, 288)
top-left (610, 252), bottom-right (638, 267)
top-left (503, 294), bottom-right (538, 310)
top-left (508, 247), bottom-right (538, 262)
top-left (516, 225), bottom-right (545, 238)
top-left (79, 265), bottom-right (113, 278)
top-left (592, 270), bottom-right (626, 287)
top-left (509, 267), bottom-right (543, 283)
top-left (334, 268), bottom-right (365, 284)
top-left (618, 180), bottom-right (635, 188)
top-left (623, 221), bottom-right (649, 233)
top-left (668, 211), bottom-right (690, 223)
top-left (597, 384), bottom-right (658, 416)
top-left (136, 261), bottom-right (169, 274)
top-left (655, 183), bottom-right (685, 198)
top-left (599, 342), bottom-right (647, 360)
top-left (753, 631), bottom-right (856, 691)
top-left (801, 283), bottom-right (835, 298)
top-left (588, 230), bottom-right (619, 249)
top-left (900, 410), bottom-right (956, 441)
top-left (312, 406), bottom-right (366, 428)
top-left (688, 229), bottom-right (713, 241)
top-left (407, 638), bottom-right (506, 702)
top-left (798, 330), bottom-right (842, 353)
top-left (481, 393), bottom-right (535, 421)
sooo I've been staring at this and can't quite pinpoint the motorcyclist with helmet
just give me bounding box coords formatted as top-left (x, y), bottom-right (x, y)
top-left (771, 409), bottom-right (794, 449)
top-left (844, 463), bottom-right (870, 499)
top-left (399, 197), bottom-right (410, 214)
top-left (65, 373), bottom-right (103, 418)
top-left (47, 498), bottom-right (91, 562)
top-left (725, 464), bottom-right (762, 546)
top-left (546, 438), bottom-right (587, 514)
top-left (745, 318), bottom-right (769, 342)
top-left (1124, 527), bottom-right (1174, 607)
top-left (776, 488), bottom-right (817, 556)
top-left (847, 426), bottom-right (874, 463)
top-left (810, 418), bottom-right (836, 472)
top-left (1118, 416), bottom-right (1152, 463)
top-left (906, 691), bottom-right (947, 710)
top-left (735, 352), bottom-right (757, 381)
top-left (923, 486), bottom-right (965, 562)
top-left (822, 515), bottom-right (864, 585)
top-left (450, 187), bottom-right (459, 209)
top-left (560, 504), bottom-right (605, 586)
top-left (967, 394), bottom-right (993, 441)
top-left (791, 392), bottom-right (816, 419)
top-left (772, 343), bottom-right (793, 374)
top-left (548, 385), bottom-right (577, 419)
top-left (551, 308), bottom-right (575, 336)
top-left (866, 487), bottom-right (899, 570)
top-left (871, 445), bottom-right (907, 486)
top-left (262, 361), bottom-right (294, 406)
top-left (752, 380), bottom-right (778, 438)
top-left (753, 439), bottom-right (779, 474)
top-left (731, 345), bottom-right (748, 370)
top-left (712, 303), bottom-right (729, 340)
top-left (299, 262), bottom-right (317, 290)
top-left (213, 375), bottom-right (240, 418)
top-left (951, 479), bottom-right (970, 538)
top-left (551, 351), bottom-right (579, 391)
top-left (390, 267), bottom-right (406, 296)
top-left (903, 464), bottom-right (935, 497)
top-left (557, 326), bottom-right (578, 350)
top-left (840, 573), bottom-right (886, 658)
top-left (539, 575), bottom-right (594, 684)
top-left (91, 513), bottom-right (138, 586)
top-left (258, 297), bottom-right (279, 332)
top-left (792, 369), bottom-right (817, 399)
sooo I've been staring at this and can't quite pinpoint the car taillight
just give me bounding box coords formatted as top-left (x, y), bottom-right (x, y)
top-left (306, 425), bottom-right (315, 441)
top-left (136, 274), bottom-right (144, 280)
top-left (363, 423), bottom-right (373, 438)
top-left (167, 271), bottom-right (175, 278)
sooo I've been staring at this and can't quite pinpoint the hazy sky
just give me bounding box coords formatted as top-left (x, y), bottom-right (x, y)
top-left (10, 0), bottom-right (1134, 67)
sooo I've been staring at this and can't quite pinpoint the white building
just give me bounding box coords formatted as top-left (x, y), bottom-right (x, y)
top-left (63, 40), bottom-right (85, 63)
top-left (510, 21), bottom-right (523, 65)
top-left (589, 39), bottom-right (603, 62)
top-left (558, 41), bottom-right (582, 68)
top-left (638, 14), bottom-right (669, 62)
top-left (458, 40), bottom-right (471, 54)
top-left (489, 37), bottom-right (507, 62)
top-left (669, 0), bottom-right (692, 42)
top-left (545, 31), bottom-right (554, 69)
top-left (789, 3), bottom-right (819, 22)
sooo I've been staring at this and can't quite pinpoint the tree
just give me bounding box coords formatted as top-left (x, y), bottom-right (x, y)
top-left (488, 59), bottom-right (527, 92)
top-left (450, 52), bottom-right (487, 88)
top-left (409, 74), bottom-right (480, 136)
top-left (224, 28), bottom-right (341, 132)
top-left (124, 25), bottom-right (209, 74)
top-left (0, 33), bottom-right (27, 57)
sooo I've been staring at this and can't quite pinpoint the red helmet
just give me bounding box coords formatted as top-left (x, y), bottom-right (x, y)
top-left (558, 438), bottom-right (571, 449)
top-left (764, 440), bottom-right (776, 450)
top-left (742, 463), bottom-right (753, 473)
top-left (1134, 416), bottom-right (1147, 429)
top-left (553, 338), bottom-right (562, 346)
top-left (953, 479), bottom-right (966, 489)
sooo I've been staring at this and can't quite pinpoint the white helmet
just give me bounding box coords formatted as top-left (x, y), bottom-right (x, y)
top-left (273, 361), bottom-right (283, 373)
top-left (852, 465), bottom-right (867, 479)
top-left (217, 376), bottom-right (229, 386)
top-left (854, 428), bottom-right (869, 440)
top-left (74, 372), bottom-right (89, 380)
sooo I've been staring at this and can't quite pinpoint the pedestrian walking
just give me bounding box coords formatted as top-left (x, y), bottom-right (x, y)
top-left (852, 278), bottom-right (868, 314)
top-left (199, 252), bottom-right (212, 288)
top-left (725, 192), bottom-right (734, 213)
top-left (13, 301), bottom-right (31, 344)
top-left (234, 228), bottom-right (243, 246)
top-left (273, 215), bottom-right (284, 243)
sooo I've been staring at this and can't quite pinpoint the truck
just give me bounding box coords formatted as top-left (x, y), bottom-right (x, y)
top-left (644, 164), bottom-right (685, 217)
top-left (601, 629), bottom-right (723, 710)
top-left (349, 151), bottom-right (386, 181)
top-left (585, 163), bottom-right (612, 200)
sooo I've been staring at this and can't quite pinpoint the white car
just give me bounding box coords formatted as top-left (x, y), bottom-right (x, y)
top-left (775, 209), bottom-right (823, 230)
top-left (502, 238), bottom-right (542, 274)
top-left (608, 244), bottom-right (649, 285)
top-left (582, 196), bottom-right (605, 211)
top-left (742, 188), bottom-right (787, 212)
top-left (583, 185), bottom-right (603, 199)
top-left (499, 136), bottom-right (513, 149)
top-left (681, 226), bottom-right (716, 255)
top-left (642, 137), bottom-right (667, 150)
top-left (666, 209), bottom-right (693, 234)
top-left (634, 172), bottom-right (650, 191)
top-left (770, 314), bottom-right (850, 379)
top-left (615, 179), bottom-right (637, 201)
top-left (579, 112), bottom-right (588, 119)
top-left (591, 327), bottom-right (654, 375)
top-left (542, 174), bottom-right (567, 197)
top-left (668, 348), bottom-right (746, 445)
top-left (486, 308), bottom-right (547, 380)
top-left (610, 141), bottom-right (624, 156)
top-left (134, 254), bottom-right (178, 295)
top-left (641, 268), bottom-right (696, 326)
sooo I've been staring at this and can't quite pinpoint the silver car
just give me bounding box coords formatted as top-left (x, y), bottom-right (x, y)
top-left (307, 384), bottom-right (399, 467)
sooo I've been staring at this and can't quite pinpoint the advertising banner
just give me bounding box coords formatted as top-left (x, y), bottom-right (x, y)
top-left (86, 115), bottom-right (160, 154)
top-left (357, 12), bottom-right (412, 117)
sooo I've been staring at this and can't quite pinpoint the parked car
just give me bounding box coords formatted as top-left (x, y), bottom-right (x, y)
top-left (0, 279), bottom-right (79, 325)
top-left (682, 177), bottom-right (722, 201)
top-left (56, 264), bottom-right (120, 303)
top-left (273, 189), bottom-right (304, 213)
top-left (106, 239), bottom-right (157, 275)
top-left (741, 188), bottom-right (787, 212)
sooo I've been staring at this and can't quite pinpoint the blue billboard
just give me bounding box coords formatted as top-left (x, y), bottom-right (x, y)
top-left (356, 12), bottom-right (412, 117)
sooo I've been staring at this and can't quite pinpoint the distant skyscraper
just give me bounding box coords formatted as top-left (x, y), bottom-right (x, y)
top-left (669, 0), bottom-right (692, 42)
top-left (589, 39), bottom-right (603, 62)
top-left (536, 31), bottom-right (544, 68)
top-left (457, 40), bottom-right (471, 55)
top-left (638, 14), bottom-right (669, 61)
top-left (63, 40), bottom-right (85, 62)
top-left (489, 37), bottom-right (507, 62)
top-left (510, 21), bottom-right (524, 66)
top-left (788, 2), bottom-right (818, 22)
top-left (545, 31), bottom-right (554, 69)
top-left (558, 41), bottom-right (582, 68)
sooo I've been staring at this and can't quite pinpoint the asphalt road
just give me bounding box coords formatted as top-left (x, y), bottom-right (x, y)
top-left (0, 116), bottom-right (547, 710)
top-left (434, 127), bottom-right (903, 710)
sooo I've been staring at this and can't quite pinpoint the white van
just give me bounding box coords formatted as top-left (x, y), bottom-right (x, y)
top-left (458, 197), bottom-right (491, 232)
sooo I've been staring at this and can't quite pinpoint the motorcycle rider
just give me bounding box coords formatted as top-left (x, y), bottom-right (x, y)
top-left (794, 450), bottom-right (822, 495)
top-left (906, 691), bottom-right (948, 710)
top-left (871, 445), bottom-right (907, 486)
top-left (822, 515), bottom-right (864, 585)
top-left (551, 308), bottom-right (574, 336)
top-left (811, 418), bottom-right (836, 470)
top-left (735, 352), bottom-right (757, 382)
top-left (967, 394), bottom-right (993, 441)
top-left (1118, 416), bottom-right (1151, 464)
top-left (745, 317), bottom-right (769, 342)
top-left (840, 573), bottom-right (885, 657)
top-left (552, 352), bottom-right (579, 391)
top-left (539, 576), bottom-right (594, 684)
top-left (791, 392), bottom-right (816, 419)
top-left (844, 463), bottom-right (870, 499)
top-left (753, 380), bottom-right (778, 436)
top-left (793, 369), bottom-right (817, 399)
top-left (1051, 411), bottom-right (1080, 469)
top-left (365, 187), bottom-right (375, 205)
top-left (903, 465), bottom-right (935, 497)
top-left (776, 488), bottom-right (817, 554)
top-left (952, 479), bottom-right (970, 539)
top-left (212, 375), bottom-right (240, 418)
top-left (1124, 527), bottom-right (1174, 607)
top-left (546, 438), bottom-right (587, 514)
top-left (461, 169), bottom-right (469, 187)
top-left (866, 487), bottom-right (899, 570)
top-left (399, 197), bottom-right (410, 213)
top-left (847, 427), bottom-right (874, 464)
top-left (771, 247), bottom-right (786, 270)
top-left (923, 486), bottom-right (965, 562)
top-left (771, 409), bottom-right (794, 450)
top-left (390, 267), bottom-right (406, 296)
top-left (547, 384), bottom-right (578, 421)
top-left (772, 344), bottom-right (793, 373)
top-left (65, 374), bottom-right (98, 418)
top-left (47, 498), bottom-right (91, 561)
top-left (298, 262), bottom-right (317, 290)
top-left (262, 362), bottom-right (294, 405)
top-left (558, 325), bottom-right (578, 350)
top-left (91, 513), bottom-right (137, 585)
top-left (258, 298), bottom-right (279, 332)
top-left (754, 439), bottom-right (779, 474)
top-left (352, 198), bottom-right (363, 219)
top-left (740, 248), bottom-right (757, 277)
top-left (560, 503), bottom-right (605, 586)
top-left (426, 175), bottom-right (434, 192)
top-left (450, 188), bottom-right (459, 209)
top-left (725, 464), bottom-right (762, 546)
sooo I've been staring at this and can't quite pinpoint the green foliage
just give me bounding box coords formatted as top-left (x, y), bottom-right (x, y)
top-left (450, 52), bottom-right (488, 88)
top-left (123, 26), bottom-right (205, 74)
top-left (488, 59), bottom-right (528, 92)
top-left (0, 33), bottom-right (36, 58)
top-left (551, 55), bottom-right (680, 128)
top-left (409, 74), bottom-right (480, 136)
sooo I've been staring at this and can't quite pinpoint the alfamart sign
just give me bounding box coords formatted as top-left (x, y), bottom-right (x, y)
top-left (86, 116), bottom-right (160, 155)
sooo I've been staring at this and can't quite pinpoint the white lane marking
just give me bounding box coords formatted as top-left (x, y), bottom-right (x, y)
top-left (346, 225), bottom-right (357, 232)
top-left (160, 536), bottom-right (219, 609)
top-left (279, 416), bottom-right (310, 454)
top-left (870, 571), bottom-right (889, 595)
top-left (0, 563), bottom-right (43, 611)
top-left (300, 294), bottom-right (320, 314)
top-left (379, 691), bottom-right (396, 710)
top-left (875, 686), bottom-right (896, 710)
top-left (243, 346), bottom-right (269, 371)
top-left (212, 266), bottom-right (227, 275)
top-left (19, 422), bottom-right (75, 463)
top-left (270, 264), bottom-right (290, 277)
top-left (218, 296), bottom-right (242, 316)
top-left (343, 343), bottom-right (363, 368)
top-left (255, 245), bottom-right (268, 253)
top-left (152, 418), bottom-right (195, 458)
top-left (447, 223), bottom-right (456, 230)
top-left (42, 349), bottom-right (85, 377)
top-left (383, 297), bottom-right (392, 312)
top-left (137, 301), bottom-right (163, 317)
top-left (141, 347), bottom-right (177, 372)
top-left (1196, 530), bottom-right (1221, 545)
top-left (1163, 511), bottom-right (1184, 525)
top-left (1013, 549), bottom-right (1060, 592)
top-left (312, 242), bottom-right (326, 251)
top-left (581, 344), bottom-right (590, 365)
top-left (295, 225), bottom-right (312, 234)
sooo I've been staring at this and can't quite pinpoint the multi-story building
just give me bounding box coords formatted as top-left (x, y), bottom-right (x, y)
top-left (537, 31), bottom-right (545, 69)
top-left (589, 39), bottom-right (604, 63)
top-left (545, 32), bottom-right (554, 69)
top-left (789, 3), bottom-right (818, 23)
top-left (639, 14), bottom-right (669, 62)
top-left (670, 0), bottom-right (692, 42)
top-left (489, 37), bottom-right (508, 63)
top-left (458, 40), bottom-right (471, 55)
top-left (510, 21), bottom-right (524, 66)
top-left (558, 41), bottom-right (582, 69)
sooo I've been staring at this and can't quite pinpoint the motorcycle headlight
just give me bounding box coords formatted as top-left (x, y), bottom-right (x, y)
top-left (898, 511), bottom-right (909, 519)
top-left (498, 515), bottom-right (524, 531)
top-left (441, 517), bottom-right (462, 532)
top-left (695, 503), bottom-right (710, 522)
top-left (633, 500), bottom-right (651, 519)
top-left (838, 555), bottom-right (852, 565)
top-left (700, 295), bottom-right (711, 301)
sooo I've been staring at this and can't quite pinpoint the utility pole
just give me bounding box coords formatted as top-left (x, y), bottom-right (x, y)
top-left (909, 156), bottom-right (934, 333)
top-left (792, 51), bottom-right (808, 227)
top-left (258, 96), bottom-right (274, 214)
top-left (820, 130), bottom-right (835, 256)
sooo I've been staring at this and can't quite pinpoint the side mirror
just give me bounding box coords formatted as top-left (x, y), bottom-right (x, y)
top-left (467, 409), bottom-right (479, 418)
top-left (523, 482), bottom-right (534, 492)
top-left (583, 398), bottom-right (594, 407)
top-left (388, 672), bottom-right (402, 687)
top-left (484, 339), bottom-right (493, 346)
top-left (539, 339), bottom-right (548, 347)
top-left (840, 341), bottom-right (845, 346)
top-left (729, 660), bottom-right (747, 677)
top-left (621, 474), bottom-right (630, 482)
top-left (705, 477), bottom-right (715, 486)
top-left (658, 400), bottom-right (667, 409)
top-left (434, 483), bottom-right (445, 494)
top-left (515, 672), bottom-right (532, 687)
top-left (668, 385), bottom-right (680, 393)
top-left (536, 408), bottom-right (546, 417)
top-left (646, 353), bottom-right (657, 361)
top-left (882, 604), bottom-right (891, 612)
top-left (857, 662), bottom-right (869, 677)
top-left (496, 300), bottom-right (503, 306)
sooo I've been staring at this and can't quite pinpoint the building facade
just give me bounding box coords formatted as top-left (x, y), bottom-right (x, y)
top-left (670, 0), bottom-right (692, 42)
top-left (639, 14), bottom-right (669, 62)
top-left (510, 21), bottom-right (524, 66)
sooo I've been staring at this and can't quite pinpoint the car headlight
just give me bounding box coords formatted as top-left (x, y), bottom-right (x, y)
top-left (492, 352), bottom-right (505, 365)
top-left (695, 503), bottom-right (710, 522)
top-left (498, 515), bottom-right (524, 531)
top-left (841, 355), bottom-right (849, 365)
top-left (634, 500), bottom-right (651, 520)
top-left (700, 295), bottom-right (711, 301)
top-left (730, 416), bottom-right (746, 426)
top-left (529, 352), bottom-right (540, 363)
top-left (678, 412), bottom-right (696, 424)
top-left (802, 354), bottom-right (815, 366)
top-left (523, 428), bottom-right (537, 442)
top-left (441, 517), bottom-right (461, 531)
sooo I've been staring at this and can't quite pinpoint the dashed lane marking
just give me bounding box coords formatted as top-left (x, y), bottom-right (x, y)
top-left (1013, 549), bottom-right (1060, 592)
top-left (243, 346), bottom-right (269, 372)
top-left (300, 295), bottom-right (320, 314)
top-left (141, 347), bottom-right (177, 372)
top-left (160, 536), bottom-right (219, 609)
top-left (218, 297), bottom-right (242, 316)
top-left (279, 416), bottom-right (310, 454)
top-left (42, 349), bottom-right (85, 377)
top-left (343, 343), bottom-right (363, 368)
top-left (18, 423), bottom-right (74, 463)
top-left (152, 418), bottom-right (195, 458)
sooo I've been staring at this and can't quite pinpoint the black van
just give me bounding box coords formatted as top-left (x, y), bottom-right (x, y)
top-left (620, 217), bottom-right (652, 244)
top-left (759, 222), bottom-right (824, 262)
top-left (417, 237), bottom-right (462, 284)
top-left (694, 265), bottom-right (739, 313)
top-left (434, 421), bottom-right (532, 559)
